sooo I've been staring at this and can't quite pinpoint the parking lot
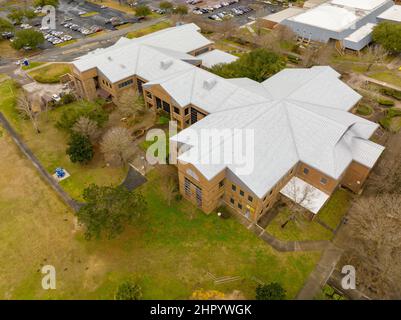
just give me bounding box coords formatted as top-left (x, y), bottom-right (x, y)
top-left (189, 0), bottom-right (283, 25)
top-left (38, 0), bottom-right (141, 48)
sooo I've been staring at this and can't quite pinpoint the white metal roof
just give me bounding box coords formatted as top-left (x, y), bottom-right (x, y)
top-left (171, 66), bottom-right (383, 198)
top-left (344, 23), bottom-right (376, 43)
top-left (331, 0), bottom-right (388, 11)
top-left (262, 7), bottom-right (305, 24)
top-left (280, 177), bottom-right (330, 214)
top-left (288, 4), bottom-right (359, 31)
top-left (197, 49), bottom-right (238, 69)
top-left (378, 5), bottom-right (401, 22)
top-left (130, 23), bottom-right (212, 53)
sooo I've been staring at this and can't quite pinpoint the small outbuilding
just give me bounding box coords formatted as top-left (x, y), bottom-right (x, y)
top-left (197, 49), bottom-right (238, 69)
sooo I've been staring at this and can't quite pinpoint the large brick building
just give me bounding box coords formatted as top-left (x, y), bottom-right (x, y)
top-left (71, 23), bottom-right (384, 222)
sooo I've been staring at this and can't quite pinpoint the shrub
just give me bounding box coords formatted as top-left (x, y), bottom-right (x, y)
top-left (255, 282), bottom-right (286, 300)
top-left (380, 88), bottom-right (401, 101)
top-left (59, 93), bottom-right (76, 105)
top-left (356, 104), bottom-right (373, 116)
top-left (66, 133), bottom-right (94, 164)
top-left (387, 107), bottom-right (401, 118)
top-left (115, 281), bottom-right (142, 300)
top-left (56, 103), bottom-right (108, 132)
top-left (377, 98), bottom-right (395, 107)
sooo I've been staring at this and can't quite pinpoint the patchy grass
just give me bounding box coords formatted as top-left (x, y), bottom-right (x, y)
top-left (0, 80), bottom-right (126, 200)
top-left (0, 137), bottom-right (320, 299)
top-left (55, 39), bottom-right (78, 47)
top-left (126, 21), bottom-right (172, 39)
top-left (87, 30), bottom-right (108, 38)
top-left (21, 62), bottom-right (45, 70)
top-left (266, 187), bottom-right (352, 241)
top-left (115, 23), bottom-right (133, 30)
top-left (369, 71), bottom-right (401, 88)
top-left (266, 208), bottom-right (333, 242)
top-left (28, 63), bottom-right (71, 83)
top-left (88, 0), bottom-right (135, 14)
top-left (0, 40), bottom-right (22, 59)
top-left (317, 189), bottom-right (352, 230)
top-left (81, 11), bottom-right (99, 17)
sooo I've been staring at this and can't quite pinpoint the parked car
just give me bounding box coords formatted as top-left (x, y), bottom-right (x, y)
top-left (78, 11), bottom-right (87, 15)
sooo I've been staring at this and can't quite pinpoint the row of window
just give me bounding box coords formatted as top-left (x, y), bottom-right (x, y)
top-left (231, 184), bottom-right (253, 202)
top-left (118, 79), bottom-right (133, 89)
top-left (102, 79), bottom-right (112, 88)
top-left (302, 167), bottom-right (328, 185)
top-left (229, 197), bottom-right (243, 210)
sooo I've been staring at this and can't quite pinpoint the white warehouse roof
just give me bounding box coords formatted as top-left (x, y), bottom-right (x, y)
top-left (197, 49), bottom-right (238, 69)
top-left (344, 23), bottom-right (377, 43)
top-left (288, 4), bottom-right (359, 32)
top-left (331, 0), bottom-right (388, 11)
top-left (378, 5), bottom-right (401, 22)
top-left (262, 7), bottom-right (305, 24)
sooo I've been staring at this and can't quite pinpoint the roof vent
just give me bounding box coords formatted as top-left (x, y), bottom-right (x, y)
top-left (203, 78), bottom-right (217, 90)
top-left (119, 64), bottom-right (126, 69)
top-left (160, 59), bottom-right (173, 70)
top-left (107, 56), bottom-right (112, 61)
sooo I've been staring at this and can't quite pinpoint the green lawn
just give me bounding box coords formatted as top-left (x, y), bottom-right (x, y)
top-left (266, 189), bottom-right (352, 241)
top-left (0, 79), bottom-right (126, 200)
top-left (317, 189), bottom-right (352, 230)
top-left (0, 78), bottom-right (321, 300)
top-left (369, 71), bottom-right (401, 88)
top-left (22, 62), bottom-right (45, 70)
top-left (266, 208), bottom-right (333, 242)
top-left (28, 63), bottom-right (72, 83)
top-left (126, 21), bottom-right (172, 39)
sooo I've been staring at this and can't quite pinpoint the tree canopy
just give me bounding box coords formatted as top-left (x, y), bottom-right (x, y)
top-left (11, 30), bottom-right (44, 49)
top-left (7, 9), bottom-right (36, 25)
top-left (210, 48), bottom-right (286, 82)
top-left (255, 282), bottom-right (286, 300)
top-left (34, 0), bottom-right (59, 7)
top-left (135, 5), bottom-right (151, 17)
top-left (77, 184), bottom-right (146, 239)
top-left (172, 4), bottom-right (188, 15)
top-left (115, 281), bottom-right (142, 300)
top-left (372, 22), bottom-right (401, 54)
top-left (0, 18), bottom-right (14, 33)
top-left (66, 133), bottom-right (94, 164)
top-left (159, 1), bottom-right (173, 11)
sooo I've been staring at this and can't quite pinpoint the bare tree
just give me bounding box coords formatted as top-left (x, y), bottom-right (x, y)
top-left (342, 194), bottom-right (401, 298)
top-left (116, 90), bottom-right (145, 120)
top-left (16, 93), bottom-right (40, 134)
top-left (160, 176), bottom-right (178, 206)
top-left (72, 116), bottom-right (101, 143)
top-left (301, 44), bottom-right (334, 67)
top-left (369, 157), bottom-right (401, 194)
top-left (281, 178), bottom-right (316, 228)
top-left (100, 127), bottom-right (135, 166)
top-left (363, 45), bottom-right (388, 72)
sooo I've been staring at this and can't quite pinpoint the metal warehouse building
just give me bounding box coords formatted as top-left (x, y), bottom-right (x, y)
top-left (280, 0), bottom-right (396, 50)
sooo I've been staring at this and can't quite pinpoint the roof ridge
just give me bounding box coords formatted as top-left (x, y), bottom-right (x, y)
top-left (286, 99), bottom-right (349, 132)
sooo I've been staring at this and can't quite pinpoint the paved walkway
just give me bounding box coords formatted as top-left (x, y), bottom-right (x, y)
top-left (232, 210), bottom-right (330, 252)
top-left (121, 165), bottom-right (147, 191)
top-left (296, 243), bottom-right (343, 299)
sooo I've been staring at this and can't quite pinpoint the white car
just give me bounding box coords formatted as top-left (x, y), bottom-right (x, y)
top-left (78, 11), bottom-right (87, 15)
top-left (52, 94), bottom-right (61, 102)
top-left (100, 5), bottom-right (107, 9)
